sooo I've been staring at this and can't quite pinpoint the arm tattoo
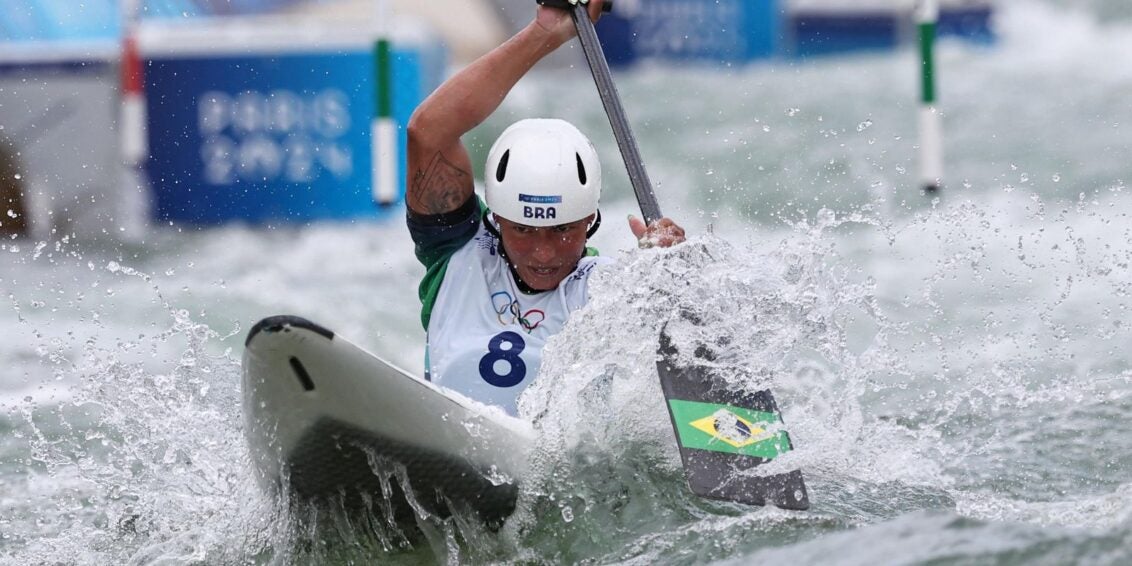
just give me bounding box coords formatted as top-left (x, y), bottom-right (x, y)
top-left (409, 152), bottom-right (470, 214)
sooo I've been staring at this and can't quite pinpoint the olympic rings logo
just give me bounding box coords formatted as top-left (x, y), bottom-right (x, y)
top-left (490, 291), bottom-right (545, 332)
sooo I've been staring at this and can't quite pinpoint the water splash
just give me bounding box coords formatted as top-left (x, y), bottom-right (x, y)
top-left (505, 209), bottom-right (949, 562)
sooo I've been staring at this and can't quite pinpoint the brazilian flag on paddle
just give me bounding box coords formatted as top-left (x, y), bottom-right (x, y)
top-left (668, 399), bottom-right (792, 459)
top-left (657, 330), bottom-right (810, 510)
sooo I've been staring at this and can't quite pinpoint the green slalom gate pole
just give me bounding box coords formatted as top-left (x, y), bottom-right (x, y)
top-left (917, 0), bottom-right (943, 193)
top-left (372, 0), bottom-right (397, 205)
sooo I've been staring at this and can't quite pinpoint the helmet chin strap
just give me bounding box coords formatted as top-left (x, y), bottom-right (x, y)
top-left (483, 209), bottom-right (602, 294)
top-left (586, 209), bottom-right (602, 238)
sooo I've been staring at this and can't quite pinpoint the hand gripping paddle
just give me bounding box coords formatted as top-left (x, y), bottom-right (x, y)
top-left (538, 0), bottom-right (810, 510)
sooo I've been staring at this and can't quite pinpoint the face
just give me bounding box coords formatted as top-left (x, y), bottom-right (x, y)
top-left (496, 214), bottom-right (595, 291)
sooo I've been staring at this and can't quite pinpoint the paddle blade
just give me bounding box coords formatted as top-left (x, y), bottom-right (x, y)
top-left (657, 331), bottom-right (810, 510)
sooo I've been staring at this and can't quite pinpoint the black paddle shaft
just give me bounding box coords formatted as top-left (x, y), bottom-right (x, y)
top-left (537, 0), bottom-right (614, 14)
top-left (539, 0), bottom-right (663, 225)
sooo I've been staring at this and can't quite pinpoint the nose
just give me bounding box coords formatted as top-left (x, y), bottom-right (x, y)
top-left (530, 235), bottom-right (556, 263)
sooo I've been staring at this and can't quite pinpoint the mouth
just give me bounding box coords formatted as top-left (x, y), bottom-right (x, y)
top-left (527, 265), bottom-right (562, 278)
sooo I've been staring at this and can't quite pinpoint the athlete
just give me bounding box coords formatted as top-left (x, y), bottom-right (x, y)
top-left (405, 0), bottom-right (685, 415)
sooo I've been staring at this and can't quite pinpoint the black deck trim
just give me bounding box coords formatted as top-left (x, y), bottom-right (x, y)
top-left (246, 315), bottom-right (335, 347)
top-left (289, 357), bottom-right (316, 391)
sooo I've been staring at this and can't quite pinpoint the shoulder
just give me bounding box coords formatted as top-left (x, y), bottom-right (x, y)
top-left (406, 194), bottom-right (483, 234)
top-left (407, 195), bottom-right (486, 267)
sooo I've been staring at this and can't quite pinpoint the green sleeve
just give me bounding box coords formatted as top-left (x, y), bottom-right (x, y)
top-left (407, 196), bottom-right (486, 330)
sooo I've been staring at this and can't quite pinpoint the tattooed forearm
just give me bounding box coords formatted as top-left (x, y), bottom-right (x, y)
top-left (408, 152), bottom-right (471, 214)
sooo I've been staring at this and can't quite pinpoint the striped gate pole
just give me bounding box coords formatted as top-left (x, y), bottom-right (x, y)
top-left (372, 0), bottom-right (397, 205)
top-left (120, 0), bottom-right (147, 168)
top-left (916, 0), bottom-right (943, 193)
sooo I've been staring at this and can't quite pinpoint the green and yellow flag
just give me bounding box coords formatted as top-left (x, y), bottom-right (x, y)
top-left (668, 399), bottom-right (792, 459)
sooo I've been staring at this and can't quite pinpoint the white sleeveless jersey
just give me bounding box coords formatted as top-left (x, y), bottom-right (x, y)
top-left (426, 225), bottom-right (610, 415)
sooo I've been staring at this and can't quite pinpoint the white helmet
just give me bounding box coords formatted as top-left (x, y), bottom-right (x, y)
top-left (485, 118), bottom-right (601, 227)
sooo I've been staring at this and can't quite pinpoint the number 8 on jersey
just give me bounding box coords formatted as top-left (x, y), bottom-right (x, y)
top-left (478, 331), bottom-right (527, 387)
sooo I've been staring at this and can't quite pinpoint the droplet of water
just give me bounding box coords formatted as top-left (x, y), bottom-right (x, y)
top-left (561, 505), bottom-right (574, 522)
top-left (1052, 173), bottom-right (1061, 183)
top-left (180, 351), bottom-right (197, 367)
top-left (786, 107), bottom-right (800, 117)
top-left (857, 119), bottom-right (873, 132)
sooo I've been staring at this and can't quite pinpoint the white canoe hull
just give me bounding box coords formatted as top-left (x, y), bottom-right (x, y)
top-left (242, 315), bottom-right (532, 526)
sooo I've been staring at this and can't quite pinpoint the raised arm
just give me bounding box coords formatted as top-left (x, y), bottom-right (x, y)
top-left (405, 1), bottom-right (605, 216)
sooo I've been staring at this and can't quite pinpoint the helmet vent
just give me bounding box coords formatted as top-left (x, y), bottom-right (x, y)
top-left (576, 153), bottom-right (587, 185)
top-left (496, 149), bottom-right (510, 182)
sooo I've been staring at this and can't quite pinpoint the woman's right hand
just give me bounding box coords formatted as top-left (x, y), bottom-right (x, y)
top-left (534, 0), bottom-right (606, 46)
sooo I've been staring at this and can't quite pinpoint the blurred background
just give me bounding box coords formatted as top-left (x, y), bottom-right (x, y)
top-left (0, 0), bottom-right (998, 239)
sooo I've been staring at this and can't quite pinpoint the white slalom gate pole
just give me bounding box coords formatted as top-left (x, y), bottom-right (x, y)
top-left (120, 0), bottom-right (147, 168)
top-left (916, 0), bottom-right (943, 193)
top-left (372, 0), bottom-right (398, 205)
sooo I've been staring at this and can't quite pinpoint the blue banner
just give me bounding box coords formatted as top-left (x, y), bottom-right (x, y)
top-left (0, 0), bottom-right (118, 41)
top-left (0, 0), bottom-right (316, 41)
top-left (142, 0), bottom-right (312, 18)
top-left (146, 48), bottom-right (422, 224)
top-left (596, 0), bottom-right (780, 66)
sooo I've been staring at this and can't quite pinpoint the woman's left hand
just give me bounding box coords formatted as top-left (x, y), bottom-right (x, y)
top-left (628, 215), bottom-right (686, 248)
